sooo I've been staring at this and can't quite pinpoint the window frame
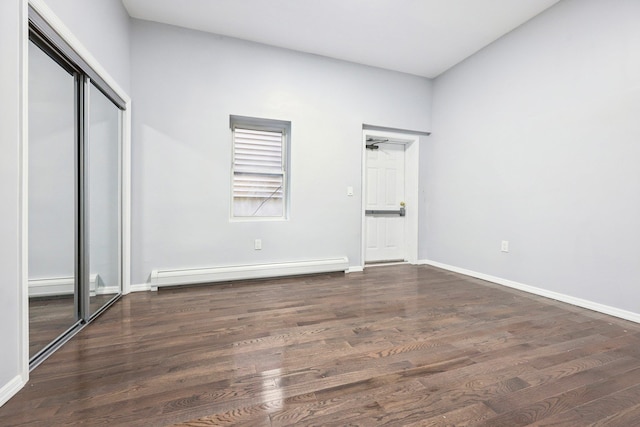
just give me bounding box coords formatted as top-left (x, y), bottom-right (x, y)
top-left (230, 115), bottom-right (291, 221)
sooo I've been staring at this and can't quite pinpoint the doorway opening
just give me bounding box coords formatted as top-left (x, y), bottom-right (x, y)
top-left (361, 130), bottom-right (419, 268)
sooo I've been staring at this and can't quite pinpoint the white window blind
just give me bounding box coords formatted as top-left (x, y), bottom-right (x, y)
top-left (232, 124), bottom-right (287, 218)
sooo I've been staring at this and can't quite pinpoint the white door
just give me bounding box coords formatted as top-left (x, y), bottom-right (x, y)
top-left (365, 142), bottom-right (406, 263)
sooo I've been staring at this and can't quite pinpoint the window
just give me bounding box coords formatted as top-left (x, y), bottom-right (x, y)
top-left (231, 116), bottom-right (290, 219)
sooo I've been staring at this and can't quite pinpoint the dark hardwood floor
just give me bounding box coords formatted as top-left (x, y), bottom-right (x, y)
top-left (29, 293), bottom-right (120, 358)
top-left (3, 264), bottom-right (640, 426)
top-left (29, 295), bottom-right (76, 357)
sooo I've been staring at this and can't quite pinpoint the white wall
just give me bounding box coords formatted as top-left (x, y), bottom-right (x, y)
top-left (425, 0), bottom-right (640, 314)
top-left (130, 20), bottom-right (432, 284)
top-left (0, 0), bottom-right (26, 405)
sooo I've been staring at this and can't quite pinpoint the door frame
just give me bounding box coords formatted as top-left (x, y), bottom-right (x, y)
top-left (361, 129), bottom-right (419, 268)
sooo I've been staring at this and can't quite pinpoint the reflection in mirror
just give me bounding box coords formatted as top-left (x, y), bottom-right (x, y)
top-left (88, 83), bottom-right (121, 317)
top-left (28, 41), bottom-right (79, 359)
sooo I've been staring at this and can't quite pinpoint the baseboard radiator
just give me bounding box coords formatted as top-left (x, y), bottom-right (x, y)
top-left (150, 257), bottom-right (349, 291)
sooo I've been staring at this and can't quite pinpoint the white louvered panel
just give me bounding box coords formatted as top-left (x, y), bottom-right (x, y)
top-left (232, 125), bottom-right (286, 217)
top-left (233, 128), bottom-right (283, 174)
top-left (233, 174), bottom-right (283, 198)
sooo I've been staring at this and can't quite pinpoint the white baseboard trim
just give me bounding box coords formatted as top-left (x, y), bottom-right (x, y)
top-left (150, 257), bottom-right (350, 291)
top-left (348, 266), bottom-right (364, 273)
top-left (130, 283), bottom-right (151, 293)
top-left (0, 374), bottom-right (25, 408)
top-left (95, 285), bottom-right (119, 296)
top-left (28, 277), bottom-right (74, 297)
top-left (419, 259), bottom-right (640, 324)
top-left (28, 274), bottom-right (108, 297)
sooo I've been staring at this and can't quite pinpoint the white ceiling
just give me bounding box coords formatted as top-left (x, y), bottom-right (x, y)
top-left (121, 0), bottom-right (560, 78)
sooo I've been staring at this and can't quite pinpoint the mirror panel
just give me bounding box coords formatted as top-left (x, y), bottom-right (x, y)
top-left (28, 40), bottom-right (79, 359)
top-left (88, 82), bottom-right (121, 317)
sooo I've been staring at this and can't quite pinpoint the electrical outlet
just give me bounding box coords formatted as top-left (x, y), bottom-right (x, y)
top-left (501, 240), bottom-right (509, 253)
top-left (254, 239), bottom-right (262, 250)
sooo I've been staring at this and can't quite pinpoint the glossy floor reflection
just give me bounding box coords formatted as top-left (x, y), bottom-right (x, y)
top-left (29, 295), bottom-right (76, 357)
top-left (3, 265), bottom-right (640, 426)
top-left (29, 293), bottom-right (118, 358)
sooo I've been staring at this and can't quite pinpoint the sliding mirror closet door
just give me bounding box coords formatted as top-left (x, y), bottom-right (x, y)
top-left (28, 6), bottom-right (127, 367)
top-left (28, 40), bottom-right (80, 359)
top-left (88, 82), bottom-right (121, 317)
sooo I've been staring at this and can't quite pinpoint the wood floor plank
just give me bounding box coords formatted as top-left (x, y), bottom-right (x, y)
top-left (410, 402), bottom-right (497, 427)
top-left (373, 375), bottom-right (530, 425)
top-left (270, 380), bottom-right (423, 426)
top-left (484, 357), bottom-right (640, 415)
top-left (592, 401), bottom-right (640, 427)
top-left (528, 383), bottom-right (640, 426)
top-left (2, 265), bottom-right (640, 426)
top-left (477, 366), bottom-right (640, 427)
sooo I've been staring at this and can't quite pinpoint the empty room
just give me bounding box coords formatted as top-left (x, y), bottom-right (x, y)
top-left (1, 0), bottom-right (640, 425)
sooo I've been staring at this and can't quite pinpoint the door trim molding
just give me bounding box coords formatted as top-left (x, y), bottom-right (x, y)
top-left (361, 129), bottom-right (420, 268)
top-left (363, 123), bottom-right (431, 137)
top-left (18, 0), bottom-right (29, 398)
top-left (0, 375), bottom-right (26, 408)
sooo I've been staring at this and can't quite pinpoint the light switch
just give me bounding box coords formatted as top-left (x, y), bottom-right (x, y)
top-left (347, 186), bottom-right (354, 196)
